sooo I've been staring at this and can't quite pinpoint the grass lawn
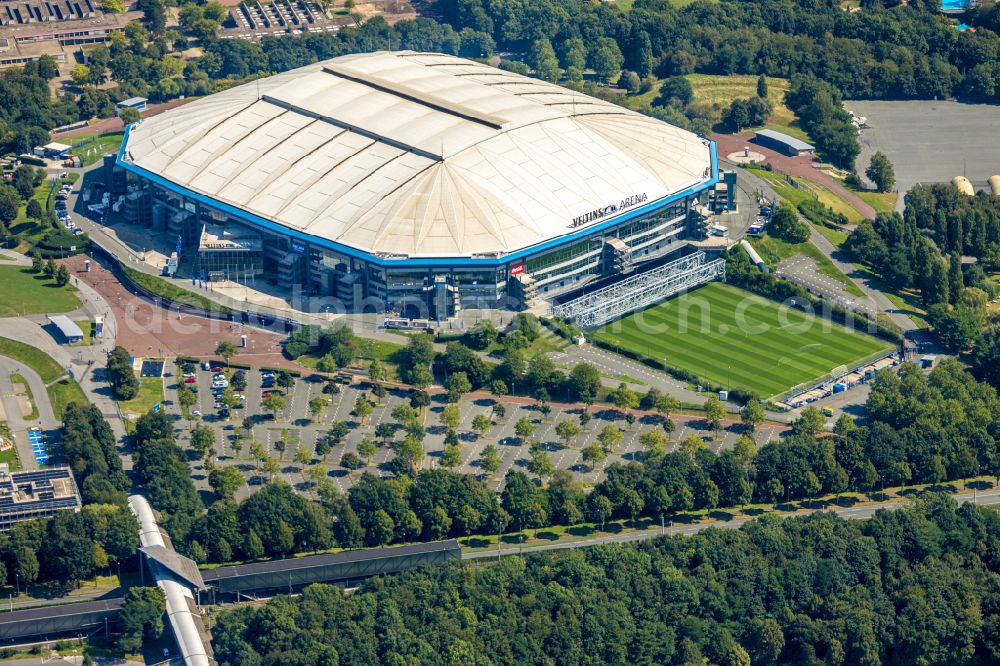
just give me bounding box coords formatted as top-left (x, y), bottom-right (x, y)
top-left (72, 320), bottom-right (95, 345)
top-left (121, 264), bottom-right (232, 314)
top-left (812, 224), bottom-right (850, 249)
top-left (750, 234), bottom-right (865, 298)
top-left (118, 377), bottom-right (164, 416)
top-left (850, 187), bottom-right (898, 215)
top-left (685, 74), bottom-right (810, 140)
top-left (70, 132), bottom-right (124, 167)
top-left (0, 265), bottom-right (80, 317)
top-left (746, 166), bottom-right (865, 224)
top-left (0, 446), bottom-right (21, 472)
top-left (0, 337), bottom-right (65, 383)
top-left (591, 282), bottom-right (893, 398)
top-left (48, 377), bottom-right (88, 420)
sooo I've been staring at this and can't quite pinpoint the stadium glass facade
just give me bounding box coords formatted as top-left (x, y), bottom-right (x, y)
top-left (124, 168), bottom-right (713, 319)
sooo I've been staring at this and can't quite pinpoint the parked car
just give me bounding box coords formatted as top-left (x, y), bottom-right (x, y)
top-left (211, 366), bottom-right (223, 373)
top-left (202, 362), bottom-right (212, 371)
top-left (184, 376), bottom-right (197, 383)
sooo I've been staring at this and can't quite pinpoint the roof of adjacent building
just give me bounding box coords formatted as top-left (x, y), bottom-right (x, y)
top-left (117, 97), bottom-right (147, 106)
top-left (47, 314), bottom-right (83, 338)
top-left (122, 51), bottom-right (713, 259)
top-left (0, 467), bottom-right (80, 518)
top-left (755, 129), bottom-right (815, 152)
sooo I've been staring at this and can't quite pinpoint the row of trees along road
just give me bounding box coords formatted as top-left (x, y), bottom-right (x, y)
top-left (210, 494), bottom-right (1000, 666)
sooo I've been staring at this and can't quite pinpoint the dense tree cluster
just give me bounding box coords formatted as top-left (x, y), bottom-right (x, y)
top-left (106, 345), bottom-right (138, 400)
top-left (784, 77), bottom-right (860, 169)
top-left (284, 324), bottom-right (358, 369)
top-left (845, 185), bottom-right (1000, 350)
top-left (212, 495), bottom-right (1000, 666)
top-left (0, 504), bottom-right (138, 586)
top-left (61, 403), bottom-right (129, 504)
top-left (130, 410), bottom-right (203, 544)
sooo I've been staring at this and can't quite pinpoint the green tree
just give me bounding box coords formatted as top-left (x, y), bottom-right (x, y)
top-left (597, 424), bottom-right (622, 452)
top-left (191, 424), bottom-right (216, 461)
top-left (639, 429), bottom-right (667, 456)
top-left (177, 386), bottom-right (196, 415)
top-left (118, 587), bottom-right (166, 654)
top-left (514, 416), bottom-right (536, 443)
top-left (582, 442), bottom-right (606, 470)
top-left (477, 444), bottom-right (501, 476)
top-left (704, 395), bottom-right (726, 434)
top-left (215, 340), bottom-right (237, 367)
top-left (792, 405), bottom-right (826, 436)
top-left (592, 38), bottom-right (623, 83)
top-left (609, 383), bottom-right (639, 421)
top-left (530, 38), bottom-right (562, 82)
top-left (208, 465), bottom-right (245, 500)
top-left (352, 395), bottom-right (373, 425)
top-left (446, 371), bottom-right (472, 403)
top-left (866, 151), bottom-right (896, 193)
top-left (757, 74), bottom-right (768, 98)
top-left (555, 420), bottom-right (581, 448)
top-left (308, 395), bottom-right (327, 423)
top-left (741, 399), bottom-right (765, 431)
top-left (768, 203), bottom-right (810, 243)
top-left (26, 199), bottom-right (42, 220)
top-left (568, 363), bottom-right (600, 403)
top-left (527, 450), bottom-right (554, 481)
top-left (440, 404), bottom-right (461, 431)
top-left (440, 443), bottom-right (462, 469)
top-left (471, 413), bottom-right (491, 439)
top-left (262, 393), bottom-right (286, 420)
top-left (357, 437), bottom-right (377, 464)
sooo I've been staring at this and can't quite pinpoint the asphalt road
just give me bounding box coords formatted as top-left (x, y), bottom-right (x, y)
top-left (463, 487), bottom-right (1000, 559)
top-left (0, 357), bottom-right (59, 471)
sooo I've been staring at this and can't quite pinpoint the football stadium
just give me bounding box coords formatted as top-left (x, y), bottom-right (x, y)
top-left (115, 51), bottom-right (728, 320)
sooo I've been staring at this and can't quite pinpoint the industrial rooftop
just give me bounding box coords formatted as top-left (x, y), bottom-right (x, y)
top-left (121, 51), bottom-right (713, 259)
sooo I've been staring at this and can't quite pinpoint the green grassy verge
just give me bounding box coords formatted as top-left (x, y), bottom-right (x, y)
top-left (591, 282), bottom-right (893, 399)
top-left (849, 186), bottom-right (898, 214)
top-left (70, 132), bottom-right (124, 167)
top-left (120, 264), bottom-right (233, 314)
top-left (750, 234), bottom-right (865, 298)
top-left (0, 265), bottom-right (81, 317)
top-left (118, 377), bottom-right (164, 416)
top-left (812, 224), bottom-right (850, 249)
top-left (72, 320), bottom-right (95, 345)
top-left (0, 337), bottom-right (65, 383)
top-left (48, 377), bottom-right (88, 420)
top-left (852, 264), bottom-right (928, 327)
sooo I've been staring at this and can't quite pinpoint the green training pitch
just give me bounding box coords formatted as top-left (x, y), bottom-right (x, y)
top-left (591, 282), bottom-right (894, 398)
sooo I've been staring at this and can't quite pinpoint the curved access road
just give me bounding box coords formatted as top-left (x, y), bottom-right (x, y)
top-left (0, 357), bottom-right (59, 470)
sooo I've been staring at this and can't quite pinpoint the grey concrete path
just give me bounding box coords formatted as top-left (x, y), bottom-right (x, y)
top-left (465, 486), bottom-right (1000, 559)
top-left (0, 358), bottom-right (58, 470)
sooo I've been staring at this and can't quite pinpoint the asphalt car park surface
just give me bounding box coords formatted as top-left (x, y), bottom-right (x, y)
top-left (161, 363), bottom-right (785, 502)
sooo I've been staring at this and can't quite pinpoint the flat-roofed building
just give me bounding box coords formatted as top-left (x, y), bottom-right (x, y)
top-left (0, 466), bottom-right (81, 531)
top-left (46, 314), bottom-right (83, 343)
top-left (752, 129), bottom-right (816, 157)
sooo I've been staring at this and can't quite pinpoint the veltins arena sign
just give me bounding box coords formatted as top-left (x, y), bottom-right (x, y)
top-left (570, 193), bottom-right (648, 228)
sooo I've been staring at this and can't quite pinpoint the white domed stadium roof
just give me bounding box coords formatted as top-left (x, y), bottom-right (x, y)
top-left (121, 51), bottom-right (712, 259)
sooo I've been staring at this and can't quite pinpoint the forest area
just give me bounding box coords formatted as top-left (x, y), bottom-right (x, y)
top-left (210, 495), bottom-right (1000, 666)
